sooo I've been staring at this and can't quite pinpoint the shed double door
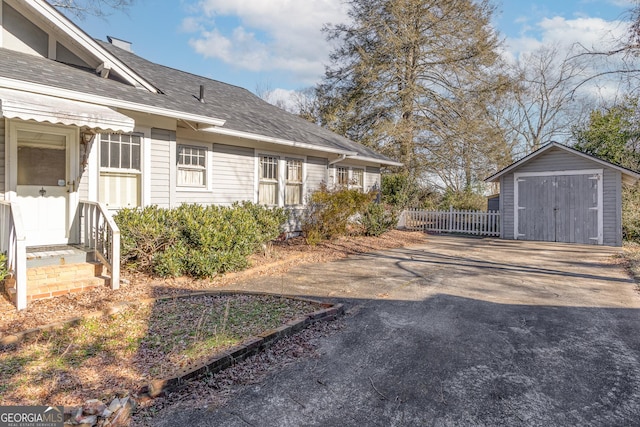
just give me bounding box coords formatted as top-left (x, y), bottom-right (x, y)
top-left (517, 174), bottom-right (599, 244)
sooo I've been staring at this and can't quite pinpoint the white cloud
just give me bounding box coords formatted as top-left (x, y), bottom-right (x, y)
top-left (505, 16), bottom-right (629, 61)
top-left (183, 0), bottom-right (349, 85)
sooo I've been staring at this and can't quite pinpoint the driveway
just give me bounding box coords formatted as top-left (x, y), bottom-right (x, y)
top-left (158, 235), bottom-right (640, 426)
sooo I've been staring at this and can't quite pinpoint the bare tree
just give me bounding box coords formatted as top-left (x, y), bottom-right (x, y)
top-left (50, 0), bottom-right (134, 18)
top-left (502, 45), bottom-right (588, 155)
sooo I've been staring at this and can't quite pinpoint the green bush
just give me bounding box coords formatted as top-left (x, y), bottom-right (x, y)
top-left (113, 202), bottom-right (287, 278)
top-left (361, 203), bottom-right (398, 236)
top-left (438, 188), bottom-right (487, 211)
top-left (302, 184), bottom-right (375, 244)
top-left (0, 252), bottom-right (9, 281)
top-left (623, 183), bottom-right (640, 242)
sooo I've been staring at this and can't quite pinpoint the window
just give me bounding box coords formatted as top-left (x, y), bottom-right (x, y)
top-left (177, 145), bottom-right (206, 187)
top-left (99, 133), bottom-right (142, 208)
top-left (259, 155), bottom-right (278, 205)
top-left (352, 168), bottom-right (364, 190)
top-left (336, 167), bottom-right (349, 186)
top-left (285, 159), bottom-right (303, 205)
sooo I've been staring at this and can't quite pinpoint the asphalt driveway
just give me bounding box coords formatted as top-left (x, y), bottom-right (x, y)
top-left (158, 235), bottom-right (640, 426)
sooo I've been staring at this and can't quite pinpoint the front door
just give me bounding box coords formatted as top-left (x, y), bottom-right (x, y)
top-left (15, 129), bottom-right (70, 246)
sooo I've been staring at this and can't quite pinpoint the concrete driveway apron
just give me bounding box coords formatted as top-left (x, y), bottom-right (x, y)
top-left (158, 235), bottom-right (640, 427)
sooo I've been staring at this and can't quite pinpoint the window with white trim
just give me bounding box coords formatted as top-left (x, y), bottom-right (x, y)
top-left (259, 155), bottom-right (279, 205)
top-left (336, 166), bottom-right (349, 187)
top-left (99, 133), bottom-right (142, 208)
top-left (352, 168), bottom-right (364, 190)
top-left (177, 145), bottom-right (207, 187)
top-left (285, 158), bottom-right (303, 205)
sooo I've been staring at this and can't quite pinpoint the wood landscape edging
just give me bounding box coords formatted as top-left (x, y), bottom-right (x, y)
top-left (0, 290), bottom-right (344, 399)
top-left (143, 300), bottom-right (344, 398)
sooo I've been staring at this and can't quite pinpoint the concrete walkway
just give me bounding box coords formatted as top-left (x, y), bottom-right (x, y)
top-left (158, 235), bottom-right (640, 426)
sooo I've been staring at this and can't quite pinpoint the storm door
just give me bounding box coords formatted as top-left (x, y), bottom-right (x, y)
top-left (15, 130), bottom-right (70, 246)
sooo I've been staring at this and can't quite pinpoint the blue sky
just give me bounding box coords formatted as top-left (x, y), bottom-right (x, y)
top-left (74, 0), bottom-right (635, 97)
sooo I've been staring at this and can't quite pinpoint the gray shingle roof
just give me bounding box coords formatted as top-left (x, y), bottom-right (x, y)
top-left (0, 44), bottom-right (398, 165)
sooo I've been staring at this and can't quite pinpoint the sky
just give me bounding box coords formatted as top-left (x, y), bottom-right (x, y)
top-left (73, 0), bottom-right (637, 99)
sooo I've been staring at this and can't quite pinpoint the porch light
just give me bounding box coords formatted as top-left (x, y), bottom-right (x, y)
top-left (80, 129), bottom-right (96, 171)
top-left (81, 129), bottom-right (96, 144)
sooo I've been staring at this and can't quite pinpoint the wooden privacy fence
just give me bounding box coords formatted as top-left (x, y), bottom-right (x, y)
top-left (403, 207), bottom-right (501, 237)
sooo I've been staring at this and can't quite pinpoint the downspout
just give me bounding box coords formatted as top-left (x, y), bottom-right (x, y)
top-left (328, 154), bottom-right (347, 165)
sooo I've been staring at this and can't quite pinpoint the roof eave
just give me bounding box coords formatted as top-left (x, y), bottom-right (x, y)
top-left (0, 77), bottom-right (226, 127)
top-left (201, 126), bottom-right (359, 157)
top-left (485, 142), bottom-right (640, 182)
top-left (344, 154), bottom-right (403, 167)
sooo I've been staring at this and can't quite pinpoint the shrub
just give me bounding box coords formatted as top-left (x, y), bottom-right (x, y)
top-left (302, 184), bottom-right (375, 244)
top-left (113, 202), bottom-right (287, 278)
top-left (0, 252), bottom-right (9, 281)
top-left (438, 188), bottom-right (487, 211)
top-left (623, 183), bottom-right (640, 242)
top-left (361, 203), bottom-right (398, 236)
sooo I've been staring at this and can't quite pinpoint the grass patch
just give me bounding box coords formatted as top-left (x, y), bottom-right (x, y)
top-left (0, 294), bottom-right (320, 406)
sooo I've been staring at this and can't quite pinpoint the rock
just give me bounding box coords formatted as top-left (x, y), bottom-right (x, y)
top-left (100, 409), bottom-right (112, 419)
top-left (107, 398), bottom-right (122, 413)
top-left (109, 397), bottom-right (135, 427)
top-left (77, 414), bottom-right (97, 425)
top-left (83, 399), bottom-right (106, 415)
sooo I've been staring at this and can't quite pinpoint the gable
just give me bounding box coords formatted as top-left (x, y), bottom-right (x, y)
top-left (513, 147), bottom-right (602, 174)
top-left (0, 0), bottom-right (157, 92)
top-left (486, 142), bottom-right (640, 185)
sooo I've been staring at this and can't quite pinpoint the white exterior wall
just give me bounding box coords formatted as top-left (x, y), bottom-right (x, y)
top-left (210, 143), bottom-right (255, 205)
top-left (149, 128), bottom-right (173, 208)
top-left (0, 118), bottom-right (5, 198)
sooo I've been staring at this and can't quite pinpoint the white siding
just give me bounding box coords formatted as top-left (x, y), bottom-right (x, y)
top-left (366, 166), bottom-right (381, 192)
top-left (208, 143), bottom-right (254, 205)
top-left (0, 119), bottom-right (5, 197)
top-left (149, 128), bottom-right (173, 208)
top-left (306, 156), bottom-right (327, 197)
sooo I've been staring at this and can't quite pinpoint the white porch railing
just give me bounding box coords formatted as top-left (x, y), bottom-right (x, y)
top-left (0, 200), bottom-right (27, 310)
top-left (403, 207), bottom-right (501, 237)
top-left (78, 201), bottom-right (120, 290)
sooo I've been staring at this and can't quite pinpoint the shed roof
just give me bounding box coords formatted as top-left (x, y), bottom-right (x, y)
top-left (485, 142), bottom-right (640, 185)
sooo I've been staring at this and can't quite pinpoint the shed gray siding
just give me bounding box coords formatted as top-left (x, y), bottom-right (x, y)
top-left (366, 166), bottom-right (381, 192)
top-left (149, 128), bottom-right (174, 208)
top-left (208, 143), bottom-right (254, 205)
top-left (306, 156), bottom-right (327, 197)
top-left (500, 147), bottom-right (623, 246)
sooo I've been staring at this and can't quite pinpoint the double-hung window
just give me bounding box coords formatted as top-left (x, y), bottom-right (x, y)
top-left (352, 168), bottom-right (364, 191)
top-left (259, 155), bottom-right (279, 205)
top-left (99, 133), bottom-right (142, 208)
top-left (177, 145), bottom-right (207, 187)
top-left (285, 159), bottom-right (303, 205)
top-left (336, 167), bottom-right (349, 187)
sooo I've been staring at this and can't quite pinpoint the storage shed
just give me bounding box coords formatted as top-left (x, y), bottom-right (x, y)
top-left (485, 142), bottom-right (640, 246)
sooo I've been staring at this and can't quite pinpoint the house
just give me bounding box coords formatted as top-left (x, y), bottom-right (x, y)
top-left (0, 0), bottom-right (401, 309)
top-left (485, 142), bottom-right (640, 247)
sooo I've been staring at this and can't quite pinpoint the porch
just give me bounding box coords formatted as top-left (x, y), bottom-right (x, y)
top-left (0, 200), bottom-right (120, 310)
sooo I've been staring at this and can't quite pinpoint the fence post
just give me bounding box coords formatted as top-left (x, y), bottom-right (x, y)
top-left (448, 206), bottom-right (453, 233)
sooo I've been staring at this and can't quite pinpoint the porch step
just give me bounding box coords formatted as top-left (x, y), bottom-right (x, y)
top-left (26, 245), bottom-right (93, 268)
top-left (4, 261), bottom-right (110, 304)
